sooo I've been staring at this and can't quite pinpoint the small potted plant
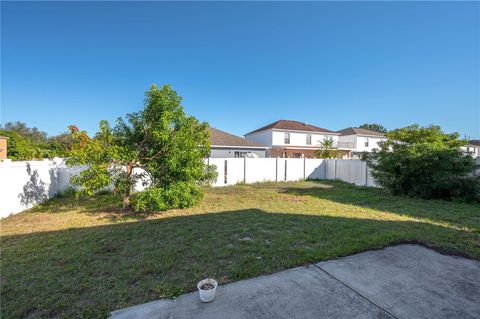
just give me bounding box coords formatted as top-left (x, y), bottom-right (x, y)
top-left (197, 278), bottom-right (218, 303)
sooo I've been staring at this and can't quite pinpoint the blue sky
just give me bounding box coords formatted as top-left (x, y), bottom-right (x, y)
top-left (1, 1), bottom-right (479, 138)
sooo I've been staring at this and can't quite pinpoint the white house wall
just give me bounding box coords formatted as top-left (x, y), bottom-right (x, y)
top-left (271, 131), bottom-right (339, 147)
top-left (244, 130), bottom-right (272, 147)
top-left (339, 134), bottom-right (386, 153)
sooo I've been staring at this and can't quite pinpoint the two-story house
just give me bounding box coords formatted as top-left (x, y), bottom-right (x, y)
top-left (244, 120), bottom-right (341, 158)
top-left (337, 127), bottom-right (386, 158)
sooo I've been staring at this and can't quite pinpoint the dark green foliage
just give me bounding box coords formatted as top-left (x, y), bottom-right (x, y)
top-left (364, 124), bottom-right (479, 201)
top-left (133, 182), bottom-right (203, 212)
top-left (358, 123), bottom-right (388, 133)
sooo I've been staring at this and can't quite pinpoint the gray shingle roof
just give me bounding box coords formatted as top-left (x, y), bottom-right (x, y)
top-left (209, 127), bottom-right (267, 148)
top-left (467, 140), bottom-right (480, 147)
top-left (337, 127), bottom-right (385, 137)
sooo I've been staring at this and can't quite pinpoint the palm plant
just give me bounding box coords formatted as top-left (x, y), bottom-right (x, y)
top-left (314, 137), bottom-right (339, 159)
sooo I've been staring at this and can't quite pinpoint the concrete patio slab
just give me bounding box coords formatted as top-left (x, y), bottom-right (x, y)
top-left (317, 244), bottom-right (480, 319)
top-left (111, 266), bottom-right (390, 319)
top-left (110, 245), bottom-right (480, 319)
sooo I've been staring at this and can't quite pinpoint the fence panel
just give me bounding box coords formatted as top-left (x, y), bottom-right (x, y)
top-left (206, 158), bottom-right (226, 187)
top-left (335, 159), bottom-right (367, 186)
top-left (366, 167), bottom-right (378, 187)
top-left (225, 158), bottom-right (245, 185)
top-left (1, 157), bottom-right (381, 218)
top-left (285, 159), bottom-right (304, 181)
top-left (325, 159), bottom-right (337, 180)
top-left (0, 159), bottom-right (64, 218)
top-left (245, 158), bottom-right (277, 183)
top-left (305, 159), bottom-right (325, 179)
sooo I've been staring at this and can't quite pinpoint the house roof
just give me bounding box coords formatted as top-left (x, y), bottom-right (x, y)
top-left (337, 127), bottom-right (385, 137)
top-left (245, 120), bottom-right (338, 135)
top-left (467, 140), bottom-right (480, 147)
top-left (209, 127), bottom-right (268, 149)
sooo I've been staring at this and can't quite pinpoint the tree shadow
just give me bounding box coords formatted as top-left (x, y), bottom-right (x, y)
top-left (280, 180), bottom-right (480, 231)
top-left (29, 192), bottom-right (152, 222)
top-left (1, 208), bottom-right (478, 318)
top-left (18, 162), bottom-right (62, 209)
top-left (18, 163), bottom-right (49, 207)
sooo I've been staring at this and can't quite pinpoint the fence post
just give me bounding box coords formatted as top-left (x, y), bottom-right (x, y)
top-left (365, 161), bottom-right (368, 186)
top-left (303, 157), bottom-right (306, 180)
top-left (334, 159), bottom-right (337, 180)
top-left (325, 159), bottom-right (328, 179)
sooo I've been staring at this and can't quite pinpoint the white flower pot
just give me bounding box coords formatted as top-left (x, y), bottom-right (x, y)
top-left (197, 278), bottom-right (218, 303)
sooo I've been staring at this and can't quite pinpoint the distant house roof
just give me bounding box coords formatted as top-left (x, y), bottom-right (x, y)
top-left (467, 140), bottom-right (480, 147)
top-left (209, 127), bottom-right (268, 149)
top-left (337, 127), bottom-right (385, 137)
top-left (0, 136), bottom-right (8, 139)
top-left (245, 120), bottom-right (338, 135)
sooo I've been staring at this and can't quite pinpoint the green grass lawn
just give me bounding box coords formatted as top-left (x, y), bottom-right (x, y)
top-left (1, 180), bottom-right (479, 318)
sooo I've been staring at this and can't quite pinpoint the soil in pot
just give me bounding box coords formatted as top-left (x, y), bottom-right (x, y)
top-left (200, 283), bottom-right (215, 290)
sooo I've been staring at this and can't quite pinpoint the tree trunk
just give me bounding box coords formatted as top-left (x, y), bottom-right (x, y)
top-left (123, 192), bottom-right (130, 210)
top-left (123, 164), bottom-right (133, 210)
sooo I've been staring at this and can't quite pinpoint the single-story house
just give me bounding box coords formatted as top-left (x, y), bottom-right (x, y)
top-left (209, 127), bottom-right (268, 158)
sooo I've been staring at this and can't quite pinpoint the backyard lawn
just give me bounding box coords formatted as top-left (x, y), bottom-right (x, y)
top-left (1, 180), bottom-right (479, 318)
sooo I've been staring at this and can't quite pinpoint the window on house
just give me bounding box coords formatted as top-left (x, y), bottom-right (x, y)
top-left (365, 138), bottom-right (369, 147)
top-left (306, 134), bottom-right (312, 145)
top-left (284, 133), bottom-right (290, 144)
top-left (234, 151), bottom-right (248, 158)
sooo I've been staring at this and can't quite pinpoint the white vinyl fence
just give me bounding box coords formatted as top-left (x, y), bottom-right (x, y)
top-left (207, 158), bottom-right (377, 187)
top-left (0, 157), bottom-right (377, 218)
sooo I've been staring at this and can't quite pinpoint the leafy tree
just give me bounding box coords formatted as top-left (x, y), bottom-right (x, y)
top-left (314, 137), bottom-right (339, 159)
top-left (2, 121), bottom-right (48, 144)
top-left (0, 130), bottom-right (35, 160)
top-left (0, 122), bottom-right (72, 159)
top-left (67, 84), bottom-right (217, 210)
top-left (359, 123), bottom-right (388, 133)
top-left (363, 124), bottom-right (479, 201)
top-left (48, 132), bottom-right (74, 157)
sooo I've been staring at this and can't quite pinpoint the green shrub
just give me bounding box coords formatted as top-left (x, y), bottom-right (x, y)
top-left (133, 182), bottom-right (204, 213)
top-left (364, 125), bottom-right (480, 202)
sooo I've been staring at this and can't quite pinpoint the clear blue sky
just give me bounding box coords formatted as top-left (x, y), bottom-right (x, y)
top-left (1, 1), bottom-right (479, 139)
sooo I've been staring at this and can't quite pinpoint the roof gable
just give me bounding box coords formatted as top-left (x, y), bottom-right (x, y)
top-left (467, 140), bottom-right (480, 147)
top-left (246, 120), bottom-right (337, 135)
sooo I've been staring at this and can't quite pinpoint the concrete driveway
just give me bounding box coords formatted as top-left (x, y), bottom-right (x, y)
top-left (110, 245), bottom-right (480, 319)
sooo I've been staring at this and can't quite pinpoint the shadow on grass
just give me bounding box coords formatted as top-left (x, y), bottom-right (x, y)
top-left (280, 180), bottom-right (480, 231)
top-left (1, 208), bottom-right (479, 318)
top-left (30, 193), bottom-right (156, 222)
